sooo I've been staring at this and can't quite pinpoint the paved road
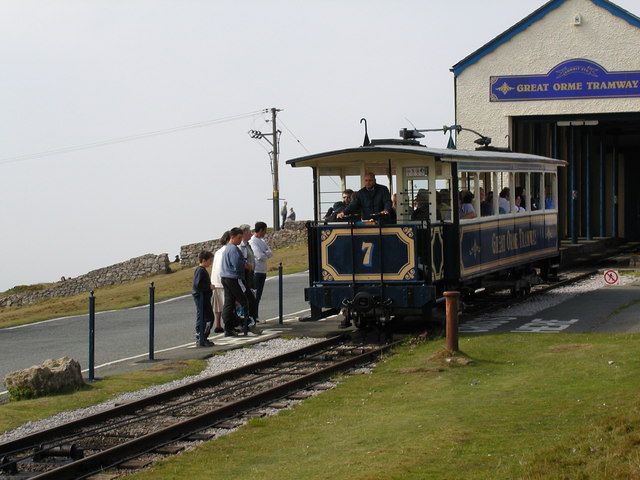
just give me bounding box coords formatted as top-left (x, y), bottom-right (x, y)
top-left (0, 272), bottom-right (311, 383)
top-left (459, 279), bottom-right (640, 335)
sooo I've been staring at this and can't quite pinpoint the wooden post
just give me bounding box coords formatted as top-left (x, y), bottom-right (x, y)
top-left (444, 291), bottom-right (460, 352)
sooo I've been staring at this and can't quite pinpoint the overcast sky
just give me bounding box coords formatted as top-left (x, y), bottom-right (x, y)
top-left (1, 0), bottom-right (638, 291)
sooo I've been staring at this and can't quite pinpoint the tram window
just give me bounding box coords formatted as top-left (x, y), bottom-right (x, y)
top-left (544, 172), bottom-right (557, 210)
top-left (458, 171), bottom-right (477, 220)
top-left (497, 172), bottom-right (512, 215)
top-left (435, 178), bottom-right (451, 222)
top-left (318, 175), bottom-right (343, 221)
top-left (405, 177), bottom-right (429, 221)
top-left (345, 175), bottom-right (360, 192)
top-left (530, 172), bottom-right (542, 211)
top-left (479, 172), bottom-right (495, 217)
top-left (513, 172), bottom-right (527, 213)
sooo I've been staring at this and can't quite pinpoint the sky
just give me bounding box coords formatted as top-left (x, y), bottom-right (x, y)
top-left (1, 0), bottom-right (639, 291)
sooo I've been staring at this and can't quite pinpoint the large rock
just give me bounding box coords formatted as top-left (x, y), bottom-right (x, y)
top-left (4, 357), bottom-right (85, 400)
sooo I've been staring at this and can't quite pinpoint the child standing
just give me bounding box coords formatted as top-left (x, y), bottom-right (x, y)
top-left (192, 250), bottom-right (214, 347)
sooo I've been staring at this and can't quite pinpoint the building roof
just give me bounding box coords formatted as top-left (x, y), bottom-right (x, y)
top-left (451, 0), bottom-right (640, 77)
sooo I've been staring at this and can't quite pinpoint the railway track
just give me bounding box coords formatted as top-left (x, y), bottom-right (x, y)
top-left (454, 241), bottom-right (640, 320)
top-left (458, 242), bottom-right (638, 319)
top-left (0, 336), bottom-right (398, 480)
top-left (458, 268), bottom-right (597, 319)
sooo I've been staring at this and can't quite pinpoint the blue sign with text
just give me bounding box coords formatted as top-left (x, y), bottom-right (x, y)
top-left (490, 59), bottom-right (640, 102)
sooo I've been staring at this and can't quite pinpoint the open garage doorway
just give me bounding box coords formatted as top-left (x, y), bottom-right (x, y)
top-left (512, 113), bottom-right (640, 241)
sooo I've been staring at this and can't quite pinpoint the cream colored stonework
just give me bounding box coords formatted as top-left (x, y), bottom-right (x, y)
top-left (454, 0), bottom-right (640, 149)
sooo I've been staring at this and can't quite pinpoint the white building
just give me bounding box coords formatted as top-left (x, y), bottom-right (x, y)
top-left (452, 0), bottom-right (640, 240)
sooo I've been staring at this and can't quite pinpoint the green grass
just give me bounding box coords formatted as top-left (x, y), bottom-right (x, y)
top-left (0, 359), bottom-right (206, 434)
top-left (0, 243), bottom-right (308, 329)
top-left (123, 333), bottom-right (640, 480)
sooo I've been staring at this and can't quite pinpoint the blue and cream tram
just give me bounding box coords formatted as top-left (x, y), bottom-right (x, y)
top-left (287, 136), bottom-right (566, 328)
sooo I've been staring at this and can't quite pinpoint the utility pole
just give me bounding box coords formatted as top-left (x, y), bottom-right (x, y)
top-left (249, 107), bottom-right (282, 230)
top-left (271, 107), bottom-right (280, 231)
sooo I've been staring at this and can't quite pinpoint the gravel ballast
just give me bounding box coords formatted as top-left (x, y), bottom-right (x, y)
top-left (482, 273), bottom-right (638, 318)
top-left (0, 337), bottom-right (321, 445)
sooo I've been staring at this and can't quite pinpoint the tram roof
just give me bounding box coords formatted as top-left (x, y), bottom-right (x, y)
top-left (286, 144), bottom-right (567, 170)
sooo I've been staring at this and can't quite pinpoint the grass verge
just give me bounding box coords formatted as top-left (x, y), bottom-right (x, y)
top-left (0, 359), bottom-right (206, 435)
top-left (0, 243), bottom-right (308, 329)
top-left (123, 333), bottom-right (640, 480)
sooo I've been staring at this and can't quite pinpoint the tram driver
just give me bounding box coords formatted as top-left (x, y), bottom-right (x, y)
top-left (337, 172), bottom-right (393, 223)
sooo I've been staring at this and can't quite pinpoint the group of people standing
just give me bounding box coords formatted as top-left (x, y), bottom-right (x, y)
top-left (280, 201), bottom-right (296, 228)
top-left (191, 221), bottom-right (273, 347)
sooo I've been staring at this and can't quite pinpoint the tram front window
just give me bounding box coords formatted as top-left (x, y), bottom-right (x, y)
top-left (317, 169), bottom-right (361, 222)
top-left (403, 168), bottom-right (429, 221)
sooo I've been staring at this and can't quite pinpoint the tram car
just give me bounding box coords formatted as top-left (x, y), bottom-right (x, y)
top-left (286, 129), bottom-right (566, 328)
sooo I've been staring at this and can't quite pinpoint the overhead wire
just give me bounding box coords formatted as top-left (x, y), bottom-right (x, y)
top-left (278, 117), bottom-right (310, 153)
top-left (0, 109), bottom-right (267, 166)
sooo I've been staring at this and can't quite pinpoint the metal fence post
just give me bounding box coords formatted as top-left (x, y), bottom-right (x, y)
top-left (149, 282), bottom-right (155, 361)
top-left (278, 262), bottom-right (283, 325)
top-left (443, 291), bottom-right (460, 352)
top-left (88, 291), bottom-right (95, 382)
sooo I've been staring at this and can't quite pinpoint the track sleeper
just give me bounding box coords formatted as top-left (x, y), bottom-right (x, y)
top-left (86, 473), bottom-right (121, 480)
top-left (287, 391), bottom-right (313, 400)
top-left (185, 432), bottom-right (215, 441)
top-left (117, 457), bottom-right (154, 470)
top-left (154, 444), bottom-right (185, 455)
top-left (216, 420), bottom-right (242, 429)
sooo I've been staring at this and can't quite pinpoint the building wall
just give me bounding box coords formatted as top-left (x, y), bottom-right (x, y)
top-left (455, 0), bottom-right (640, 149)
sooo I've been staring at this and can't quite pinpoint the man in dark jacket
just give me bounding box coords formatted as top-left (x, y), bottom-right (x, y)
top-left (337, 172), bottom-right (392, 221)
top-left (324, 189), bottom-right (354, 221)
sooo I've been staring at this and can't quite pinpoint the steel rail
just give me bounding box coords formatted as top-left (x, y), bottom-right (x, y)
top-left (30, 340), bottom-right (401, 480)
top-left (0, 335), bottom-right (347, 457)
top-left (57, 342), bottom-right (356, 447)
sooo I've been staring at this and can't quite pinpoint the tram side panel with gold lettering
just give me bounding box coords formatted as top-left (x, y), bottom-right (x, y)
top-left (459, 213), bottom-right (558, 280)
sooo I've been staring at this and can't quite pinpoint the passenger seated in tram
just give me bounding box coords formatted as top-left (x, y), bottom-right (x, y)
top-left (436, 189), bottom-right (452, 221)
top-left (498, 188), bottom-right (510, 214)
top-left (514, 194), bottom-right (526, 213)
top-left (480, 187), bottom-right (493, 216)
top-left (411, 189), bottom-right (430, 221)
top-left (515, 187), bottom-right (526, 209)
top-left (545, 187), bottom-right (554, 209)
top-left (531, 196), bottom-right (540, 210)
top-left (324, 189), bottom-right (354, 221)
top-left (459, 190), bottom-right (477, 219)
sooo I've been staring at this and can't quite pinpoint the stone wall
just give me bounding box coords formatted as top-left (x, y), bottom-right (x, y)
top-left (179, 220), bottom-right (308, 267)
top-left (0, 254), bottom-right (170, 308)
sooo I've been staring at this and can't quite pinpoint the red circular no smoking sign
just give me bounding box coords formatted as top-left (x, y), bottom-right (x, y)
top-left (604, 269), bottom-right (620, 285)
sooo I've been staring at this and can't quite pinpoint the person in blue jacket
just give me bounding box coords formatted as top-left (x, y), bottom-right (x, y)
top-left (220, 227), bottom-right (249, 336)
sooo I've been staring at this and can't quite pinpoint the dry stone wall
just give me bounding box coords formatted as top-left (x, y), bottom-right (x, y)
top-left (0, 254), bottom-right (170, 308)
top-left (179, 220), bottom-right (308, 267)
